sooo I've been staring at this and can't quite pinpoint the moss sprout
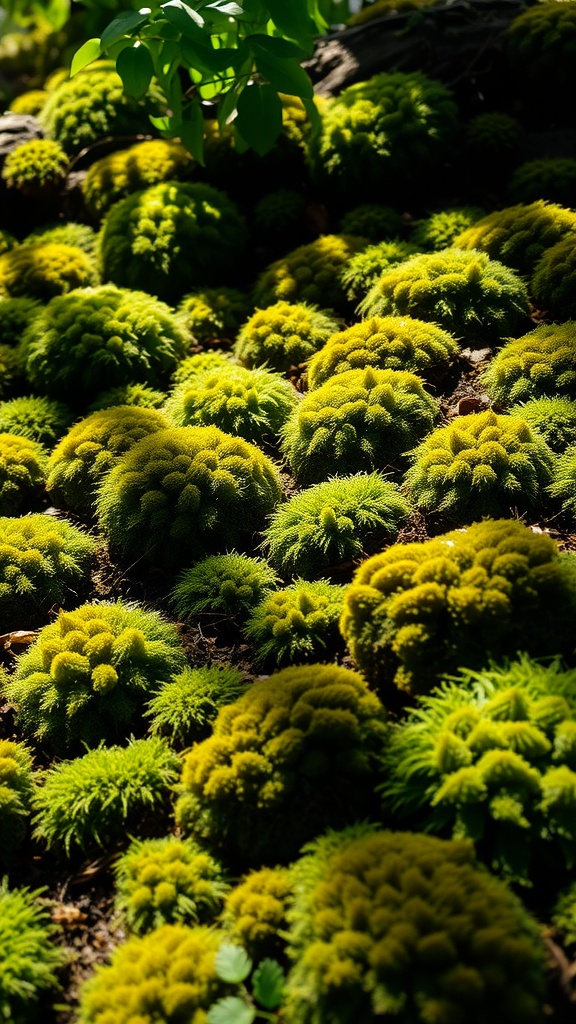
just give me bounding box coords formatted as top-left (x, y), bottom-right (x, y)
top-left (177, 288), bottom-right (250, 348)
top-left (0, 396), bottom-right (72, 446)
top-left (0, 881), bottom-right (66, 1024)
top-left (223, 867), bottom-right (292, 959)
top-left (340, 239), bottom-right (418, 305)
top-left (359, 247), bottom-right (530, 342)
top-left (339, 204), bottom-right (405, 242)
top-left (454, 201), bottom-right (576, 277)
top-left (0, 740), bottom-right (35, 868)
top-left (253, 235), bottom-right (365, 312)
top-left (510, 396), bottom-right (576, 453)
top-left (340, 518), bottom-right (576, 695)
top-left (1, 139), bottom-right (68, 196)
top-left (411, 206), bottom-right (485, 251)
top-left (7, 600), bottom-right (186, 752)
top-left (234, 301), bottom-right (340, 372)
top-left (146, 665), bottom-right (248, 745)
top-left (171, 552), bottom-right (279, 619)
top-left (0, 433), bottom-right (47, 515)
top-left (176, 662), bottom-right (387, 864)
top-left (531, 234), bottom-right (576, 320)
top-left (281, 366), bottom-right (438, 484)
top-left (0, 242), bottom-right (98, 301)
top-left (264, 472), bottom-right (411, 578)
top-left (82, 139), bottom-right (194, 219)
top-left (244, 579), bottom-right (346, 667)
top-left (508, 158), bottom-right (576, 207)
top-left (0, 298), bottom-right (40, 347)
top-left (482, 323), bottom-right (576, 405)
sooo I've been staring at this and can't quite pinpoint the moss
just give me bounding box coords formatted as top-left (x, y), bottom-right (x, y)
top-left (1, 139), bottom-right (68, 196)
top-left (9, 90), bottom-right (48, 116)
top-left (348, 0), bottom-right (437, 23)
top-left (96, 425), bottom-right (282, 568)
top-left (99, 182), bottom-right (248, 304)
top-left (307, 315), bottom-right (459, 389)
top-left (508, 158), bottom-right (576, 207)
top-left (553, 882), bottom-right (576, 947)
top-left (244, 579), bottom-right (346, 667)
top-left (0, 298), bottom-right (41, 347)
top-left (23, 223), bottom-right (98, 259)
top-left (510, 396), bottom-right (576, 453)
top-left (87, 383), bottom-right (166, 413)
top-left (82, 139), bottom-right (194, 219)
top-left (252, 188), bottom-right (308, 247)
top-left (340, 239), bottom-right (418, 305)
top-left (482, 323), bottom-right (576, 405)
top-left (172, 351), bottom-right (237, 387)
top-left (454, 201), bottom-right (576, 277)
top-left (0, 881), bottom-right (66, 1024)
top-left (286, 828), bottom-right (545, 1024)
top-left (411, 206), bottom-right (485, 251)
top-left (176, 663), bottom-right (387, 865)
top-left (0, 242), bottom-right (98, 301)
top-left (46, 406), bottom-right (169, 516)
top-left (177, 288), bottom-right (250, 348)
top-left (359, 247), bottom-right (530, 341)
top-left (0, 395), bottom-right (73, 446)
top-left (234, 301), bottom-right (340, 372)
top-left (531, 234), bottom-right (576, 319)
top-left (22, 286), bottom-right (187, 405)
top-left (0, 231), bottom-right (17, 258)
top-left (7, 600), bottom-right (186, 753)
top-left (281, 366), bottom-right (438, 484)
top-left (222, 867), bottom-right (292, 959)
top-left (170, 553), bottom-right (279, 619)
top-left (146, 665), bottom-right (248, 746)
top-left (32, 737), bottom-right (181, 856)
top-left (0, 740), bottom-right (35, 869)
top-left (253, 235), bottom-right (365, 312)
top-left (464, 112), bottom-right (523, 164)
top-left (339, 204), bottom-right (404, 242)
top-left (506, 0), bottom-right (576, 115)
top-left (548, 443), bottom-right (576, 517)
top-left (0, 433), bottom-right (47, 515)
top-left (264, 472), bottom-right (411, 578)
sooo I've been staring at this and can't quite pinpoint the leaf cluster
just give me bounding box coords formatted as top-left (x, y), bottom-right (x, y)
top-left (209, 943), bottom-right (285, 1024)
top-left (244, 578), bottom-right (346, 667)
top-left (234, 300), bottom-right (340, 373)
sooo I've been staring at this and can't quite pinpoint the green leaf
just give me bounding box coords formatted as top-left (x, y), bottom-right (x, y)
top-left (70, 37), bottom-right (101, 77)
top-left (248, 33), bottom-right (307, 59)
top-left (150, 114), bottom-right (173, 132)
top-left (180, 37), bottom-right (239, 73)
top-left (252, 958), bottom-right (285, 1010)
top-left (261, 0), bottom-right (317, 39)
top-left (206, 0), bottom-right (244, 13)
top-left (236, 83), bottom-right (282, 155)
top-left (207, 997), bottom-right (256, 1024)
top-left (215, 943), bottom-right (252, 983)
top-left (253, 54), bottom-right (313, 99)
top-left (100, 10), bottom-right (151, 50)
top-left (116, 44), bottom-right (154, 100)
top-left (162, 0), bottom-right (206, 38)
top-left (179, 101), bottom-right (206, 164)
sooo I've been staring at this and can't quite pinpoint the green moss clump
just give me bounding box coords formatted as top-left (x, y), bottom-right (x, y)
top-left (281, 366), bottom-right (438, 484)
top-left (46, 406), bottom-right (169, 516)
top-left (548, 444), bottom-right (576, 517)
top-left (508, 158), bottom-right (576, 207)
top-left (340, 239), bottom-right (418, 305)
top-left (380, 656), bottom-right (576, 882)
top-left (531, 234), bottom-right (576, 319)
top-left (464, 112), bottom-right (523, 164)
top-left (454, 201), bottom-right (576, 277)
top-left (0, 243), bottom-right (98, 301)
top-left (359, 247), bottom-right (530, 341)
top-left (171, 553), bottom-right (279, 619)
top-left (308, 315), bottom-right (459, 389)
top-left (23, 223), bottom-right (98, 259)
top-left (9, 90), bottom-right (48, 116)
top-left (340, 518), bottom-right (576, 695)
top-left (553, 883), bottom-right (576, 947)
top-left (0, 881), bottom-right (66, 1024)
top-left (87, 383), bottom-right (166, 412)
top-left (0, 513), bottom-right (96, 631)
top-left (506, 0), bottom-right (576, 117)
top-left (0, 740), bottom-right (35, 869)
top-left (253, 235), bottom-right (365, 312)
top-left (411, 206), bottom-right (485, 251)
top-left (222, 867), bottom-right (292, 959)
top-left (244, 579), bottom-right (346, 667)
top-left (0, 433), bottom-right (47, 515)
top-left (252, 188), bottom-right (308, 247)
top-left (264, 472), bottom-right (410, 578)
top-left (96, 425), bottom-right (282, 568)
top-left (0, 231), bottom-right (17, 258)
top-left (1, 139), bottom-right (68, 196)
top-left (0, 396), bottom-right (72, 446)
top-left (177, 288), bottom-right (249, 348)
top-left (99, 182), bottom-right (248, 304)
top-left (176, 663), bottom-right (387, 865)
top-left (0, 346), bottom-right (24, 399)
top-left (482, 323), bottom-right (576, 405)
top-left (77, 924), bottom-right (229, 1024)
top-left (286, 828), bottom-right (545, 1024)
top-left (510, 396), bottom-right (576, 453)
top-left (22, 286), bottom-right (187, 405)
top-left (114, 836), bottom-right (227, 935)
top-left (172, 351), bottom-right (237, 387)
top-left (309, 71), bottom-right (458, 197)
top-left (82, 139), bottom-right (194, 219)
top-left (146, 665), bottom-right (248, 746)
top-left (234, 301), bottom-right (340, 372)
top-left (340, 204), bottom-right (404, 242)
top-left (405, 410), bottom-right (555, 523)
top-left (7, 601), bottom-right (187, 753)
top-left (0, 298), bottom-right (41, 347)
top-left (32, 737), bottom-right (181, 856)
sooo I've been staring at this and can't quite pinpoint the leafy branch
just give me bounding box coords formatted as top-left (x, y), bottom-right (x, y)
top-left (208, 942), bottom-right (286, 1023)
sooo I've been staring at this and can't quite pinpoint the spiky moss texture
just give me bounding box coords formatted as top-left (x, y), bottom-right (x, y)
top-left (506, 0), bottom-right (576, 114)
top-left (9, 90), bottom-right (48, 116)
top-left (0, 514), bottom-right (96, 631)
top-left (0, 396), bottom-right (72, 446)
top-left (0, 740), bottom-right (35, 868)
top-left (340, 204), bottom-right (405, 242)
top-left (22, 286), bottom-right (188, 407)
top-left (549, 444), bottom-right (576, 517)
top-left (77, 923), bottom-right (229, 1024)
top-left (411, 207), bottom-right (485, 251)
top-left (96, 425), bottom-right (282, 568)
top-left (379, 656), bottom-right (576, 882)
top-left (33, 737), bottom-right (181, 856)
top-left (244, 579), bottom-right (346, 668)
top-left (359, 247), bottom-right (530, 342)
top-left (340, 518), bottom-right (576, 696)
top-left (46, 406), bottom-right (169, 516)
top-left (307, 316), bottom-right (459, 389)
top-left (172, 351), bottom-right (237, 387)
top-left (285, 828), bottom-right (546, 1024)
top-left (454, 201), bottom-right (576, 277)
top-left (264, 473), bottom-right (411, 579)
top-left (82, 139), bottom-right (194, 219)
top-left (234, 301), bottom-right (340, 373)
top-left (340, 240), bottom-right (418, 305)
top-left (553, 883), bottom-right (576, 946)
top-left (531, 234), bottom-right (576, 320)
top-left (280, 367), bottom-right (438, 484)
top-left (88, 384), bottom-right (166, 413)
top-left (7, 601), bottom-right (187, 754)
top-left (252, 188), bottom-right (308, 247)
top-left (405, 410), bottom-right (556, 523)
top-left (223, 866), bottom-right (292, 960)
top-left (508, 158), bottom-right (576, 207)
top-left (0, 243), bottom-right (98, 301)
top-left (171, 553), bottom-right (279, 619)
top-left (252, 235), bottom-right (365, 312)
top-left (1, 139), bottom-right (68, 196)
top-left (308, 71), bottom-right (458, 197)
top-left (482, 322), bottom-right (576, 405)
top-left (177, 288), bottom-right (249, 348)
top-left (177, 663), bottom-right (387, 866)
top-left (510, 396), bottom-right (576, 454)
top-left (0, 298), bottom-right (41, 347)
top-left (23, 223), bottom-right (98, 259)
top-left (164, 364), bottom-right (299, 444)
top-left (146, 666), bottom-right (248, 746)
top-left (39, 63), bottom-right (157, 156)
top-left (114, 836), bottom-right (228, 936)
top-left (0, 881), bottom-right (66, 1024)
top-left (99, 182), bottom-right (248, 304)
top-left (0, 434), bottom-right (47, 515)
